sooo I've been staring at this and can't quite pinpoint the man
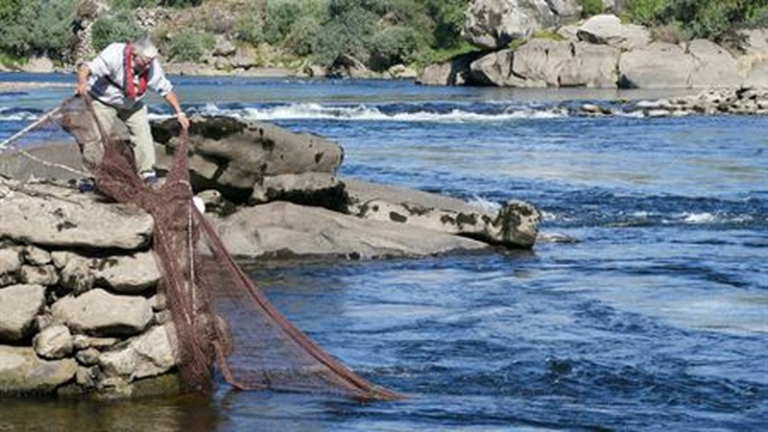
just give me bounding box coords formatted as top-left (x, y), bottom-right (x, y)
top-left (75, 37), bottom-right (189, 185)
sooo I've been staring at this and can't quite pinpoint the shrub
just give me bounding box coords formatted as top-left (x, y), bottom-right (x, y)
top-left (369, 25), bottom-right (426, 70)
top-left (426, 0), bottom-right (467, 49)
top-left (625, 0), bottom-right (667, 25)
top-left (167, 29), bottom-right (214, 61)
top-left (284, 16), bottom-right (322, 56)
top-left (580, 0), bottom-right (604, 17)
top-left (312, 0), bottom-right (378, 66)
top-left (92, 11), bottom-right (144, 52)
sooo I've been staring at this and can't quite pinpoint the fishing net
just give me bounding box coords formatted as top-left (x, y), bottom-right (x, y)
top-left (56, 96), bottom-right (399, 400)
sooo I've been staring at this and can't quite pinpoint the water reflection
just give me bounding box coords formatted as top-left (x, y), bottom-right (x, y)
top-left (0, 394), bottom-right (221, 432)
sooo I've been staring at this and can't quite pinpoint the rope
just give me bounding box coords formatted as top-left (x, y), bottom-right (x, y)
top-left (0, 104), bottom-right (63, 149)
top-left (0, 99), bottom-right (89, 178)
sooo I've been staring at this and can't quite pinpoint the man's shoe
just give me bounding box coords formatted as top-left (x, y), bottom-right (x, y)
top-left (78, 178), bottom-right (95, 193)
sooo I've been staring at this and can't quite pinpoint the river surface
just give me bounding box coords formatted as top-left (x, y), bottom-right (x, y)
top-left (0, 73), bottom-right (766, 431)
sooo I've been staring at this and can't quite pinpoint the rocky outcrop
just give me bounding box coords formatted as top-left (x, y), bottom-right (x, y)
top-left (424, 11), bottom-right (768, 90)
top-left (344, 179), bottom-right (541, 248)
top-left (152, 115), bottom-right (344, 204)
top-left (463, 0), bottom-right (560, 50)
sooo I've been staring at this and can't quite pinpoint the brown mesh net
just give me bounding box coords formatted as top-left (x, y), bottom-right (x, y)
top-left (56, 96), bottom-right (400, 400)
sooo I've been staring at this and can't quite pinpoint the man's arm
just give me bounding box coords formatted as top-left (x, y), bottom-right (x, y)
top-left (164, 91), bottom-right (189, 130)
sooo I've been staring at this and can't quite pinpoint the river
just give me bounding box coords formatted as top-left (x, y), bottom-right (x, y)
top-left (0, 73), bottom-right (766, 431)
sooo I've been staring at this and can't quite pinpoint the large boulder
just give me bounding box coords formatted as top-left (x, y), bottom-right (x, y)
top-left (619, 42), bottom-right (696, 88)
top-left (0, 178), bottom-right (154, 251)
top-left (577, 14), bottom-right (651, 51)
top-left (51, 289), bottom-right (153, 337)
top-left (463, 0), bottom-right (557, 50)
top-left (560, 41), bottom-right (620, 87)
top-left (0, 284), bottom-right (46, 342)
top-left (468, 39), bottom-right (619, 88)
top-left (214, 201), bottom-right (489, 259)
top-left (93, 252), bottom-right (160, 295)
top-left (688, 39), bottom-right (743, 88)
top-left (417, 52), bottom-right (482, 86)
top-left (511, 38), bottom-right (575, 86)
top-left (0, 346), bottom-right (77, 394)
top-left (344, 179), bottom-right (541, 248)
top-left (98, 325), bottom-right (176, 382)
top-left (468, 49), bottom-right (528, 87)
top-left (152, 116), bottom-right (344, 203)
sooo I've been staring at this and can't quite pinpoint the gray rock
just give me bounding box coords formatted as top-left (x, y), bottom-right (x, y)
top-left (33, 324), bottom-right (74, 360)
top-left (94, 252), bottom-right (160, 295)
top-left (577, 14), bottom-right (651, 50)
top-left (688, 39), bottom-right (743, 89)
top-left (215, 201), bottom-right (489, 259)
top-left (52, 289), bottom-right (153, 337)
top-left (346, 179), bottom-right (541, 248)
top-left (0, 284), bottom-right (46, 342)
top-left (23, 246), bottom-right (52, 266)
top-left (463, 0), bottom-right (557, 50)
top-left (547, 0), bottom-right (581, 19)
top-left (512, 39), bottom-right (574, 86)
top-left (0, 346), bottom-right (77, 394)
top-left (153, 116), bottom-right (344, 203)
top-left (98, 325), bottom-right (177, 381)
top-left (560, 42), bottom-right (620, 88)
top-left (619, 43), bottom-right (696, 88)
top-left (469, 49), bottom-right (531, 87)
top-left (416, 52), bottom-right (480, 86)
top-left (59, 254), bottom-right (96, 295)
top-left (252, 172), bottom-right (347, 211)
top-left (75, 348), bottom-right (101, 366)
top-left (72, 334), bottom-right (119, 350)
top-left (0, 248), bottom-right (21, 287)
top-left (0, 179), bottom-right (154, 251)
top-left (21, 264), bottom-right (59, 286)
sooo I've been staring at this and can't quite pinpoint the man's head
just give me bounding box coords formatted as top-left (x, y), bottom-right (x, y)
top-left (133, 37), bottom-right (158, 68)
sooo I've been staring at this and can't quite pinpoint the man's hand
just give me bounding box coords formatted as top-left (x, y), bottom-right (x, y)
top-left (75, 82), bottom-right (88, 96)
top-left (75, 63), bottom-right (90, 96)
top-left (176, 112), bottom-right (190, 130)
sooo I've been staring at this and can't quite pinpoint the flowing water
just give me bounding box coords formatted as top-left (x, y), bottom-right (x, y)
top-left (1, 73), bottom-right (766, 431)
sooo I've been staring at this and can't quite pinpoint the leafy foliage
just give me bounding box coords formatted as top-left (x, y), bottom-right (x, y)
top-left (92, 10), bottom-right (145, 52)
top-left (580, 0), bottom-right (604, 16)
top-left (167, 28), bottom-right (214, 61)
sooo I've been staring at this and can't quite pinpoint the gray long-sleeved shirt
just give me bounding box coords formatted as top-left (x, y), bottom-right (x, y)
top-left (87, 42), bottom-right (173, 110)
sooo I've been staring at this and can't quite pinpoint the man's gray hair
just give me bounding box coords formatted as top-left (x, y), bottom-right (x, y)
top-left (134, 37), bottom-right (159, 59)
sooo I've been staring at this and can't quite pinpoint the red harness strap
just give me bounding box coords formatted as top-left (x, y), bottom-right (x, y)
top-left (123, 43), bottom-right (150, 100)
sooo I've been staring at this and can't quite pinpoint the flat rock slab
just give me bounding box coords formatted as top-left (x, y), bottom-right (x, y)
top-left (215, 201), bottom-right (489, 259)
top-left (0, 179), bottom-right (154, 251)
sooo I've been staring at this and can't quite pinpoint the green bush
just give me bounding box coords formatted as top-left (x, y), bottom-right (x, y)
top-left (284, 16), bottom-right (322, 56)
top-left (235, 12), bottom-right (265, 45)
top-left (312, 0), bottom-right (378, 66)
top-left (426, 0), bottom-right (467, 49)
top-left (264, 0), bottom-right (303, 44)
top-left (92, 11), bottom-right (144, 52)
top-left (369, 25), bottom-right (426, 70)
top-left (626, 0), bottom-right (667, 25)
top-left (0, 0), bottom-right (78, 58)
top-left (580, 0), bottom-right (603, 16)
top-left (167, 29), bottom-right (215, 62)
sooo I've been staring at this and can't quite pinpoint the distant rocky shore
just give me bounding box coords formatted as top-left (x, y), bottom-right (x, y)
top-left (420, 14), bottom-right (768, 90)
